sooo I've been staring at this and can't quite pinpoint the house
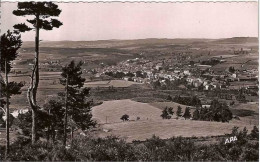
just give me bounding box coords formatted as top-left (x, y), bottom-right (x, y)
top-left (205, 84), bottom-right (210, 90)
top-left (231, 73), bottom-right (237, 78)
top-left (186, 77), bottom-right (194, 83)
top-left (155, 63), bottom-right (163, 70)
top-left (204, 84), bottom-right (214, 90)
top-left (202, 105), bottom-right (211, 108)
top-left (174, 70), bottom-right (181, 74)
top-left (10, 109), bottom-right (29, 118)
top-left (123, 77), bottom-right (130, 81)
top-left (193, 80), bottom-right (202, 88)
top-left (238, 76), bottom-right (258, 82)
top-left (183, 70), bottom-right (191, 76)
top-left (246, 85), bottom-right (258, 90)
top-left (211, 82), bottom-right (220, 89)
top-left (203, 80), bottom-right (210, 86)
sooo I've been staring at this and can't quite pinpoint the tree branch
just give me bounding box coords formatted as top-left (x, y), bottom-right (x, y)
top-left (0, 107), bottom-right (6, 114)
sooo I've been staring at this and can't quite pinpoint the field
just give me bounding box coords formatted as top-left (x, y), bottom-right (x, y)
top-left (92, 99), bottom-right (162, 123)
top-left (1, 37), bottom-right (258, 145)
top-left (99, 119), bottom-right (255, 142)
top-left (92, 99), bottom-right (257, 142)
top-left (149, 101), bottom-right (192, 110)
top-left (231, 102), bottom-right (259, 126)
top-left (212, 52), bottom-right (258, 72)
top-left (85, 80), bottom-right (142, 88)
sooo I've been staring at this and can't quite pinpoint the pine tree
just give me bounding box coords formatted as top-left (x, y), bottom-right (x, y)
top-left (161, 107), bottom-right (169, 119)
top-left (176, 106), bottom-right (182, 117)
top-left (168, 107), bottom-right (174, 115)
top-left (250, 126), bottom-right (259, 140)
top-left (161, 107), bottom-right (174, 119)
top-left (1, 30), bottom-right (23, 157)
top-left (167, 95), bottom-right (172, 101)
top-left (60, 60), bottom-right (96, 146)
top-left (210, 100), bottom-right (233, 122)
top-left (183, 107), bottom-right (191, 120)
top-left (192, 107), bottom-right (200, 120)
top-left (43, 99), bottom-right (64, 143)
top-left (13, 2), bottom-right (62, 144)
top-left (16, 109), bottom-right (49, 140)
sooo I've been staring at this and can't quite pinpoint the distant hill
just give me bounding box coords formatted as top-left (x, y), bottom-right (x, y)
top-left (21, 38), bottom-right (212, 48)
top-left (21, 37), bottom-right (258, 48)
top-left (211, 37), bottom-right (258, 44)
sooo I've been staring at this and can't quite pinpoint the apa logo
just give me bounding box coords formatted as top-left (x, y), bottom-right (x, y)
top-left (224, 136), bottom-right (238, 144)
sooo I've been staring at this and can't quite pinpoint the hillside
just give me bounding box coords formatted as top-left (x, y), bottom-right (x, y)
top-left (21, 38), bottom-right (213, 48)
top-left (92, 99), bottom-right (256, 142)
top-left (92, 99), bottom-right (162, 124)
top-left (211, 37), bottom-right (258, 44)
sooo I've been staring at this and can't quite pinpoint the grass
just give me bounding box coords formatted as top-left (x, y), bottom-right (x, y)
top-left (85, 80), bottom-right (142, 88)
top-left (92, 99), bottom-right (257, 142)
top-left (149, 101), bottom-right (190, 110)
top-left (233, 102), bottom-right (259, 113)
top-left (230, 102), bottom-right (259, 126)
top-left (92, 99), bottom-right (162, 124)
top-left (231, 109), bottom-right (257, 117)
top-left (91, 88), bottom-right (170, 101)
top-left (8, 71), bottom-right (64, 110)
top-left (98, 118), bottom-right (255, 142)
top-left (132, 97), bottom-right (167, 103)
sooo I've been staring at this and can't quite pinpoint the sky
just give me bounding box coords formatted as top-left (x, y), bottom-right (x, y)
top-left (1, 2), bottom-right (258, 41)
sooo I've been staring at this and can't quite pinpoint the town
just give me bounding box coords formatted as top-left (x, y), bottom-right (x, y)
top-left (83, 48), bottom-right (258, 106)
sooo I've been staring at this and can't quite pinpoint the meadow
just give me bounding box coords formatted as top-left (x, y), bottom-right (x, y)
top-left (84, 80), bottom-right (142, 88)
top-left (92, 99), bottom-right (258, 142)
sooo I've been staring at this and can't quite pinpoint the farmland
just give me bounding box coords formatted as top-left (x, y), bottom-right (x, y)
top-left (92, 99), bottom-right (162, 124)
top-left (2, 37), bottom-right (259, 144)
top-left (92, 99), bottom-right (257, 142)
top-left (84, 80), bottom-right (142, 88)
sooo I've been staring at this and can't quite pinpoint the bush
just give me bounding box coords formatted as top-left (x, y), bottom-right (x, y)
top-left (1, 126), bottom-right (258, 161)
top-left (176, 106), bottom-right (182, 117)
top-left (172, 95), bottom-right (201, 106)
top-left (250, 126), bottom-right (259, 139)
top-left (193, 100), bottom-right (233, 122)
top-left (70, 135), bottom-right (131, 161)
top-left (120, 114), bottom-right (129, 121)
top-left (183, 107), bottom-right (191, 119)
top-left (161, 107), bottom-right (174, 119)
top-left (241, 142), bottom-right (259, 161)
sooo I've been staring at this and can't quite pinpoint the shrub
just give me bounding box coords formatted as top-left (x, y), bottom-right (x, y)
top-left (183, 107), bottom-right (191, 119)
top-left (161, 107), bottom-right (174, 119)
top-left (120, 114), bottom-right (129, 121)
top-left (250, 126), bottom-right (259, 139)
top-left (1, 126), bottom-right (258, 161)
top-left (240, 142), bottom-right (259, 161)
top-left (176, 106), bottom-right (182, 117)
top-left (70, 135), bottom-right (130, 161)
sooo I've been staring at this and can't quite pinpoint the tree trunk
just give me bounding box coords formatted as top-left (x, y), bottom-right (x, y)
top-left (63, 74), bottom-right (69, 146)
top-left (31, 110), bottom-right (37, 143)
top-left (46, 109), bottom-right (50, 142)
top-left (28, 14), bottom-right (40, 144)
top-left (52, 125), bottom-right (55, 144)
top-left (47, 126), bottom-right (50, 142)
top-left (5, 60), bottom-right (10, 157)
top-left (71, 126), bottom-right (74, 141)
top-left (32, 14), bottom-right (40, 106)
